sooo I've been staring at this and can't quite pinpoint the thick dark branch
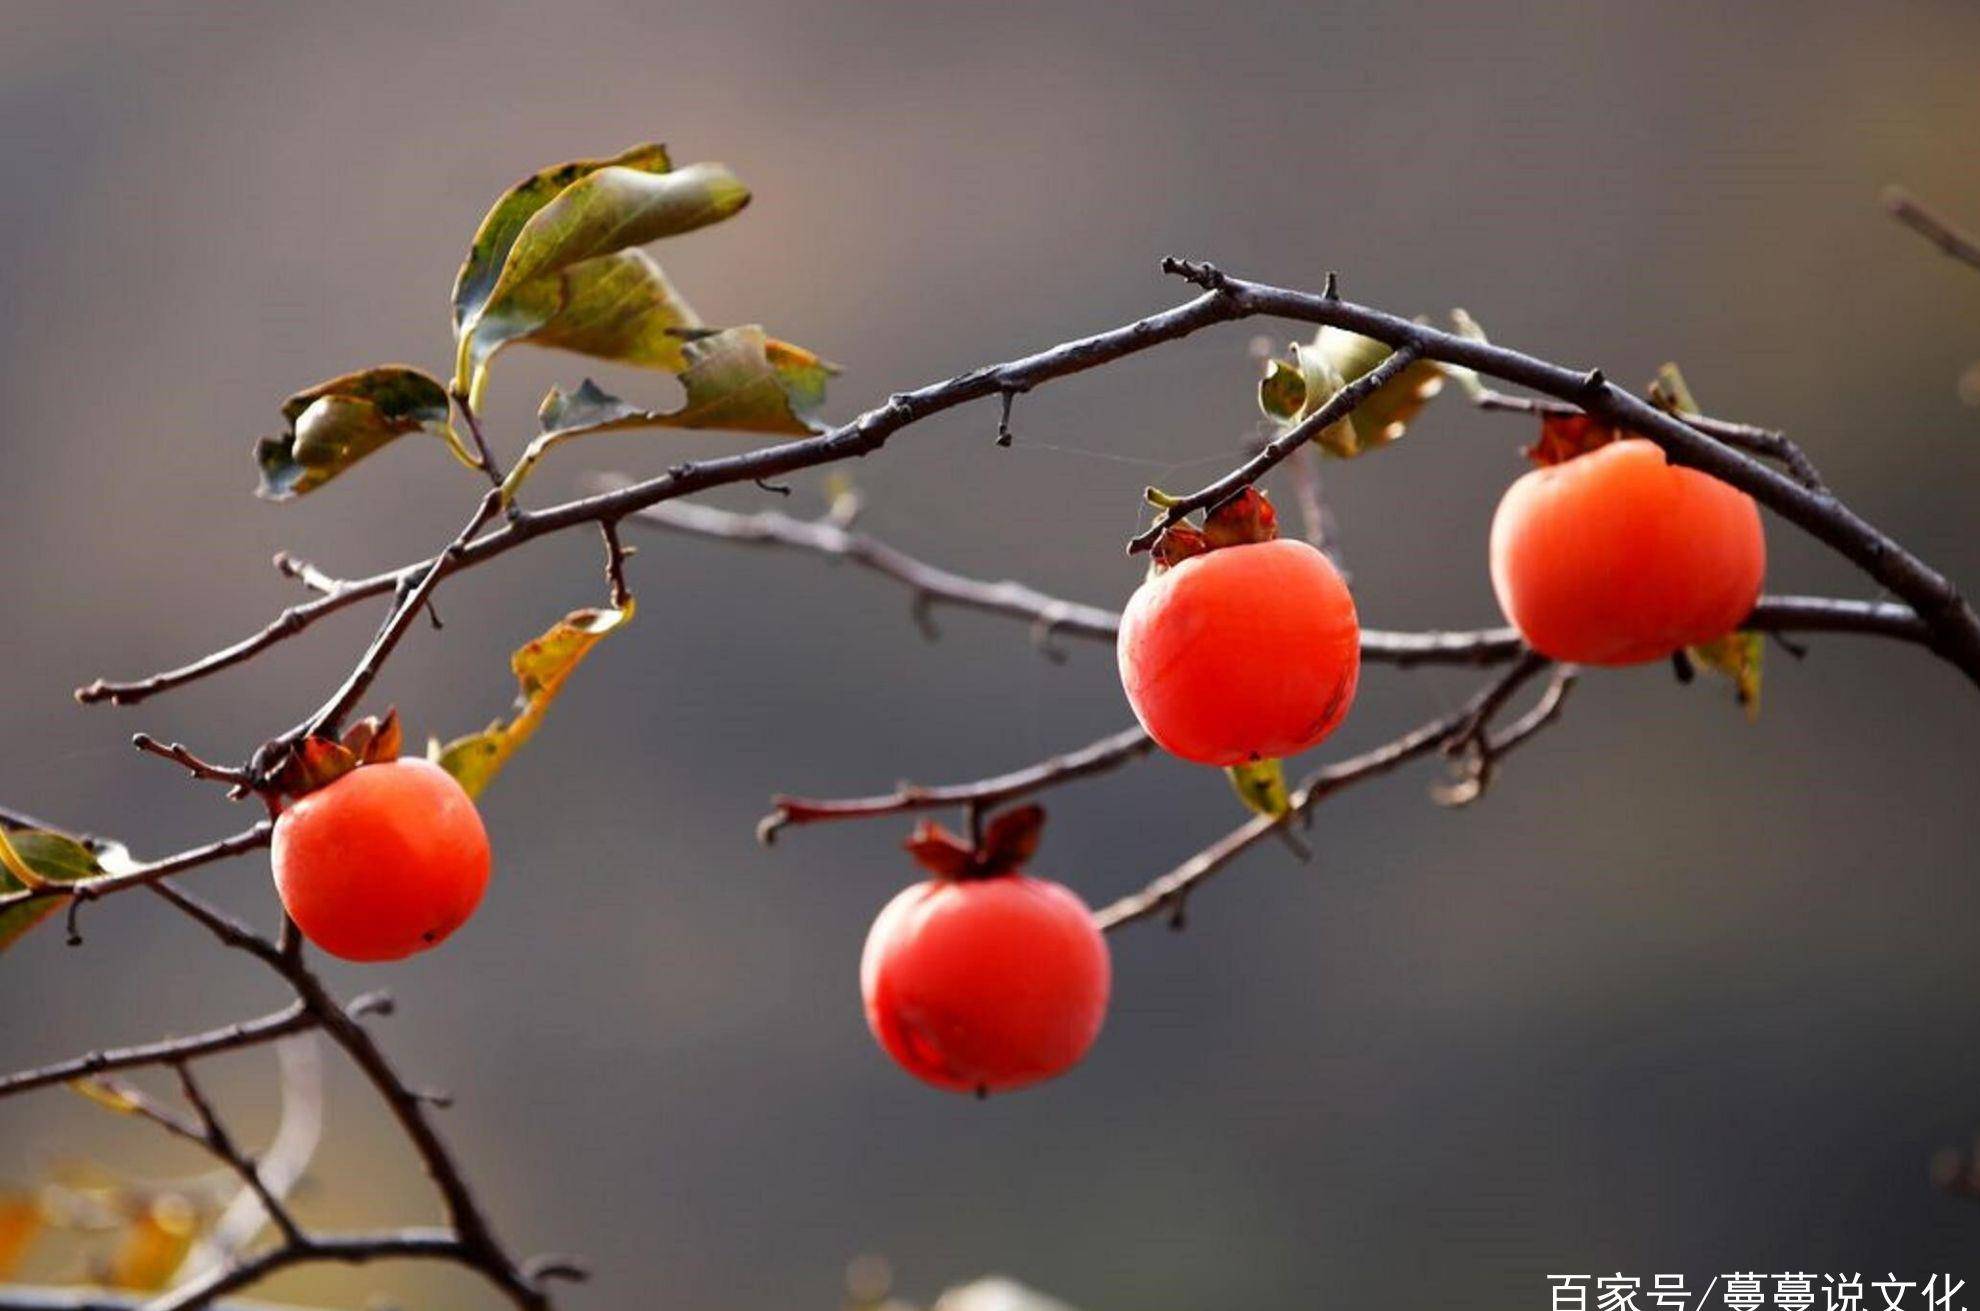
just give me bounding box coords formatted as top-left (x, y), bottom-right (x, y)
top-left (0, 1002), bottom-right (314, 1100)
top-left (760, 724), bottom-right (1156, 843)
top-left (1127, 342), bottom-right (1425, 552)
top-left (1886, 186), bottom-right (1980, 273)
top-left (81, 272), bottom-right (1973, 715)
top-left (1094, 656), bottom-right (1557, 932)
top-left (76, 290), bottom-right (1246, 709)
top-left (1471, 387), bottom-right (1828, 493)
top-left (1160, 261), bottom-right (1980, 685)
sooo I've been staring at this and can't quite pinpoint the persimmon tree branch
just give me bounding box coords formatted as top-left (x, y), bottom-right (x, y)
top-left (0, 812), bottom-right (568, 1311)
top-left (609, 493), bottom-right (1930, 665)
top-left (1886, 186), bottom-right (1980, 273)
top-left (0, 1001), bottom-right (325, 1101)
top-left (12, 244), bottom-right (1977, 1311)
top-left (1095, 655), bottom-right (1567, 932)
top-left (760, 724), bottom-right (1157, 844)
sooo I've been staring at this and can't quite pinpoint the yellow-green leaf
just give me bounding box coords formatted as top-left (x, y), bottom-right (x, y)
top-left (0, 828), bottom-right (103, 953)
top-left (451, 143), bottom-right (673, 339)
top-left (538, 326), bottom-right (837, 441)
top-left (1259, 326), bottom-right (1444, 457)
top-left (429, 600), bottom-right (636, 798)
top-left (515, 249), bottom-right (702, 373)
top-left (1225, 758), bottom-right (1291, 818)
top-left (254, 366), bottom-right (451, 500)
top-left (68, 1077), bottom-right (143, 1115)
top-left (454, 150), bottom-right (749, 403)
top-left (506, 327), bottom-right (838, 500)
top-left (1688, 630), bottom-right (1763, 721)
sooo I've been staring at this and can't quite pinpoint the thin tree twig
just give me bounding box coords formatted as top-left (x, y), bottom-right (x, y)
top-left (129, 736), bottom-right (255, 792)
top-left (760, 724), bottom-right (1157, 844)
top-left (1094, 656), bottom-right (1557, 932)
top-left (0, 1002), bottom-right (318, 1101)
top-left (1886, 186), bottom-right (1980, 273)
top-left (0, 825), bottom-right (273, 917)
top-left (612, 489), bottom-right (1929, 665)
top-left (170, 1062), bottom-right (307, 1247)
top-left (190, 1035), bottom-right (323, 1272)
top-left (1127, 342), bottom-right (1425, 552)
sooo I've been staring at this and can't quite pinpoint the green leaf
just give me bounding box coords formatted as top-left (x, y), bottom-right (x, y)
top-left (1259, 326), bottom-right (1445, 457)
top-left (1688, 630), bottom-right (1763, 721)
top-left (1225, 758), bottom-right (1291, 818)
top-left (0, 828), bottom-right (103, 953)
top-left (453, 150), bottom-right (750, 403)
top-left (429, 599), bottom-right (636, 798)
top-left (254, 366), bottom-right (451, 500)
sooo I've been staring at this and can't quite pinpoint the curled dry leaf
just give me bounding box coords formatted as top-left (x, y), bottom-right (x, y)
top-left (254, 366), bottom-right (451, 500)
top-left (1259, 325), bottom-right (1445, 457)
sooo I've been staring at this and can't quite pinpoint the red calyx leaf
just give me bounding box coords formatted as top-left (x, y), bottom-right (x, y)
top-left (269, 709), bottom-right (405, 799)
top-left (270, 736), bottom-right (359, 799)
top-left (903, 821), bottom-right (979, 880)
top-left (978, 803), bottom-right (1045, 874)
top-left (903, 805), bottom-right (1047, 880)
top-left (1149, 488), bottom-right (1281, 575)
top-left (1527, 413), bottom-right (1622, 467)
top-left (1201, 488), bottom-right (1279, 548)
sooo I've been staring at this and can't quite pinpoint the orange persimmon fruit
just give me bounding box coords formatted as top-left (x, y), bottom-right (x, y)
top-left (860, 807), bottom-right (1109, 1095)
top-left (1489, 421), bottom-right (1764, 666)
top-left (272, 756), bottom-right (491, 963)
top-left (1118, 489), bottom-right (1360, 766)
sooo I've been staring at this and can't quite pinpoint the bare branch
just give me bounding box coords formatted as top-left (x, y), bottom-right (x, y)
top-left (760, 724), bottom-right (1156, 844)
top-left (1156, 261), bottom-right (1980, 684)
top-left (77, 288), bottom-right (1247, 709)
top-left (1471, 387), bottom-right (1828, 493)
top-left (0, 824), bottom-right (272, 918)
top-left (1127, 342), bottom-right (1425, 553)
top-left (130, 735), bottom-right (256, 792)
top-left (0, 1002), bottom-right (313, 1101)
top-left (1094, 656), bottom-right (1560, 933)
top-left (1886, 185), bottom-right (1980, 273)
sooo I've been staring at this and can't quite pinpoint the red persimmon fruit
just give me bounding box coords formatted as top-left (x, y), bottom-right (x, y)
top-left (1118, 490), bottom-right (1360, 766)
top-left (860, 807), bottom-right (1109, 1095)
top-left (1490, 424), bottom-right (1764, 666)
top-left (272, 756), bottom-right (491, 963)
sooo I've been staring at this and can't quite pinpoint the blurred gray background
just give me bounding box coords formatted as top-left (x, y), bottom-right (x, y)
top-left (5, 1), bottom-right (1980, 1307)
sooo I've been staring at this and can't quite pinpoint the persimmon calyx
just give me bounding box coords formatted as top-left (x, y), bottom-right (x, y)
top-left (269, 709), bottom-right (405, 798)
top-left (1526, 412), bottom-right (1623, 467)
top-left (1529, 364), bottom-right (1707, 468)
top-left (903, 803), bottom-right (1046, 880)
top-left (1144, 487), bottom-right (1281, 574)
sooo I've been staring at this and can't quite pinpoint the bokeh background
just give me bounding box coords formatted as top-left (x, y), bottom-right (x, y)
top-left (5, 2), bottom-right (1980, 1307)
